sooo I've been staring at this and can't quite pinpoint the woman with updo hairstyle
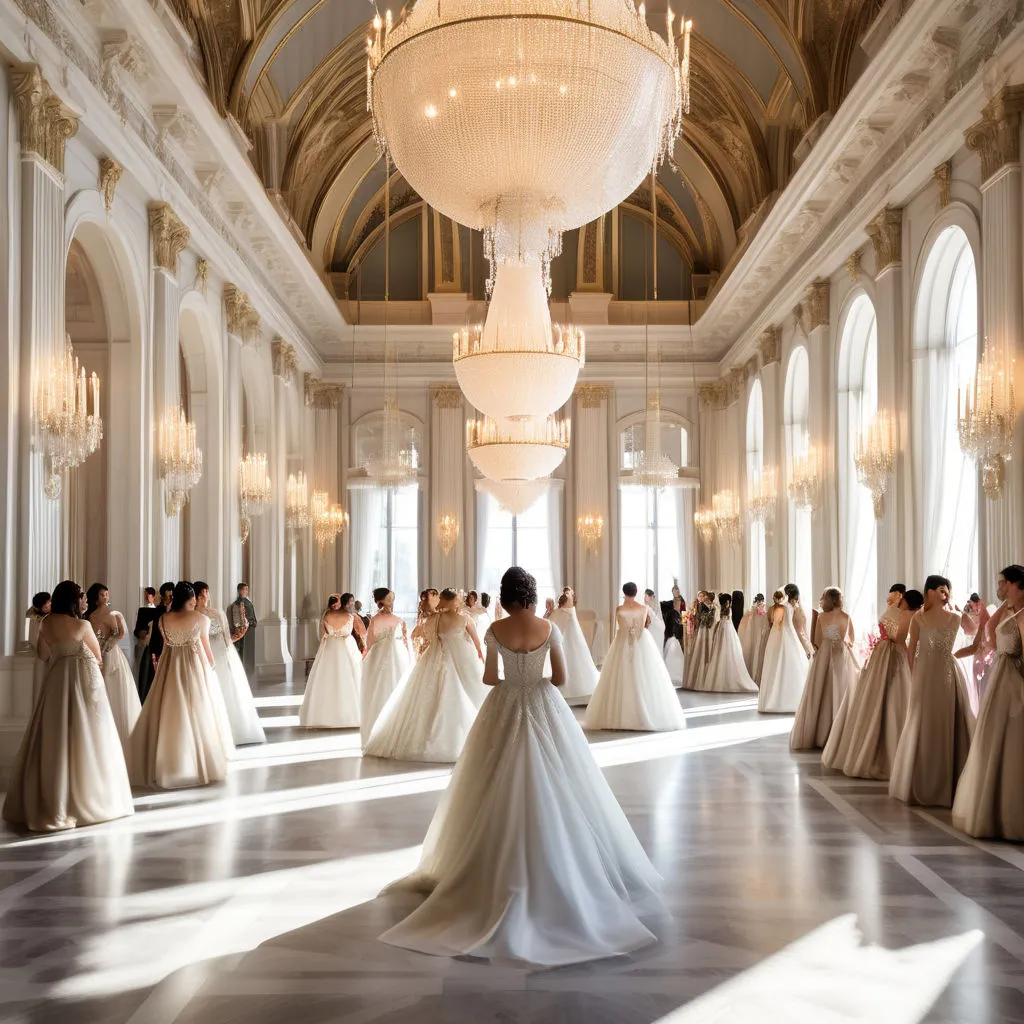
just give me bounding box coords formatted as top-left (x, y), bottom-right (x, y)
top-left (380, 565), bottom-right (664, 965)
top-left (298, 590), bottom-right (365, 730)
top-left (360, 586), bottom-right (411, 747)
top-left (759, 585), bottom-right (812, 714)
top-left (699, 592), bottom-right (758, 695)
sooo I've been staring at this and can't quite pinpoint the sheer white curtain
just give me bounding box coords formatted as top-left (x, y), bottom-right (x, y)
top-left (546, 482), bottom-right (563, 592)
top-left (350, 487), bottom-right (384, 607)
top-left (784, 348), bottom-right (812, 601)
top-left (474, 484), bottom-right (491, 588)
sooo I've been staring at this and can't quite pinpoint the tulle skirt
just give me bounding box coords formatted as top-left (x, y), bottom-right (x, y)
top-left (790, 642), bottom-right (859, 751)
top-left (664, 637), bottom-right (684, 687)
top-left (558, 615), bottom-right (599, 705)
top-left (360, 636), bottom-right (411, 747)
top-left (102, 643), bottom-right (141, 755)
top-left (758, 627), bottom-right (808, 714)
top-left (380, 677), bottom-right (664, 965)
top-left (213, 642), bottom-right (266, 745)
top-left (681, 626), bottom-right (711, 691)
top-left (3, 651), bottom-right (134, 831)
top-left (298, 635), bottom-right (362, 729)
top-left (584, 629), bottom-right (686, 732)
top-left (701, 621), bottom-right (758, 694)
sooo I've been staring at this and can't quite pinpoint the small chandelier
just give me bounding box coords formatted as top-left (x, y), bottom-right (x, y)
top-left (712, 489), bottom-right (742, 545)
top-left (625, 399), bottom-right (679, 491)
top-left (437, 513), bottom-right (460, 556)
top-left (748, 466), bottom-right (777, 526)
top-left (959, 336), bottom-right (1016, 499)
top-left (466, 414), bottom-right (570, 482)
top-left (577, 513), bottom-right (604, 555)
top-left (855, 411), bottom-right (896, 518)
top-left (286, 471), bottom-right (311, 531)
top-left (474, 477), bottom-right (550, 516)
top-left (34, 340), bottom-right (103, 499)
top-left (789, 446), bottom-right (823, 512)
top-left (158, 407), bottom-right (202, 517)
top-left (694, 505), bottom-right (716, 544)
top-left (362, 398), bottom-right (419, 489)
top-left (239, 452), bottom-right (272, 543)
top-left (313, 489), bottom-right (349, 551)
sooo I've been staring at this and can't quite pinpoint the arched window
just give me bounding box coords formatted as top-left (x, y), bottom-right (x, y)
top-left (913, 226), bottom-right (979, 598)
top-left (477, 487), bottom-right (560, 603)
top-left (837, 293), bottom-right (878, 631)
top-left (745, 380), bottom-right (766, 598)
top-left (784, 347), bottom-right (812, 603)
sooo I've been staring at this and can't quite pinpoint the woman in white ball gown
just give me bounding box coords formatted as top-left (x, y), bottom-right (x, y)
top-left (698, 593), bottom-right (758, 694)
top-left (380, 567), bottom-right (664, 966)
top-left (84, 583), bottom-right (141, 755)
top-left (299, 593), bottom-right (364, 730)
top-left (790, 588), bottom-right (859, 751)
top-left (547, 590), bottom-right (598, 705)
top-left (3, 581), bottom-right (134, 832)
top-left (758, 585), bottom-right (812, 714)
top-left (584, 582), bottom-right (686, 732)
top-left (130, 582), bottom-right (235, 790)
top-left (889, 575), bottom-right (974, 808)
top-left (644, 589), bottom-right (665, 652)
top-left (360, 587), bottom-right (412, 747)
top-left (365, 588), bottom-right (486, 762)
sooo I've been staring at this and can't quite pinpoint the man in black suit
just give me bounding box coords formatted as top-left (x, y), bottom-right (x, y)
top-left (132, 586), bottom-right (159, 680)
top-left (138, 582), bottom-right (174, 702)
top-left (228, 582), bottom-right (258, 680)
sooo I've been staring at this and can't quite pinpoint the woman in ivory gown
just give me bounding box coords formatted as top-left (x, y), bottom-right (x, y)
top-left (758, 586), bottom-right (812, 714)
top-left (410, 589), bottom-right (439, 660)
top-left (822, 588), bottom-right (918, 778)
top-left (889, 575), bottom-right (974, 808)
top-left (645, 589), bottom-right (665, 652)
top-left (299, 593), bottom-right (364, 729)
top-left (790, 588), bottom-right (859, 751)
top-left (3, 581), bottom-right (134, 832)
top-left (701, 593), bottom-right (758, 694)
top-left (737, 594), bottom-right (765, 676)
top-left (360, 587), bottom-right (412, 746)
top-left (379, 567), bottom-right (664, 966)
top-left (663, 585), bottom-right (685, 686)
top-left (130, 582), bottom-right (234, 790)
top-left (951, 566), bottom-right (1024, 839)
top-left (547, 592), bottom-right (598, 705)
top-left (365, 589), bottom-right (485, 762)
top-left (584, 582), bottom-right (686, 732)
top-left (84, 584), bottom-right (141, 755)
top-left (681, 592), bottom-right (715, 690)
top-left (195, 582), bottom-right (265, 746)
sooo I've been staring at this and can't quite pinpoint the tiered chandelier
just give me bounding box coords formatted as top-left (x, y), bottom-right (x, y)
top-left (286, 471), bottom-right (311, 531)
top-left (959, 336), bottom-right (1016, 499)
top-left (437, 513), bottom-right (460, 556)
top-left (748, 466), bottom-right (777, 526)
top-left (789, 446), bottom-right (823, 512)
top-left (239, 452), bottom-right (272, 543)
top-left (711, 489), bottom-right (742, 545)
top-left (158, 407), bottom-right (202, 517)
top-left (466, 415), bottom-right (571, 481)
top-left (855, 411), bottom-right (897, 518)
top-left (312, 488), bottom-right (349, 551)
top-left (34, 340), bottom-right (103, 500)
top-left (474, 477), bottom-right (550, 516)
top-left (577, 513), bottom-right (604, 555)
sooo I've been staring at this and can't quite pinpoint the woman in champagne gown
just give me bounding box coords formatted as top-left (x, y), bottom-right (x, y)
top-left (951, 566), bottom-right (1024, 839)
top-left (889, 576), bottom-right (974, 808)
top-left (822, 589), bottom-right (920, 778)
top-left (701, 593), bottom-right (758, 693)
top-left (130, 582), bottom-right (235, 790)
top-left (364, 589), bottom-right (485, 762)
top-left (3, 581), bottom-right (134, 832)
top-left (361, 588), bottom-right (412, 747)
top-left (758, 588), bottom-right (811, 713)
top-left (299, 594), bottom-right (364, 730)
top-left (737, 594), bottom-right (765, 676)
top-left (681, 592), bottom-right (715, 690)
top-left (195, 582), bottom-right (265, 746)
top-left (379, 567), bottom-right (664, 966)
top-left (791, 589), bottom-right (859, 751)
top-left (548, 593), bottom-right (598, 705)
top-left (584, 583), bottom-right (686, 732)
top-left (85, 585), bottom-right (141, 754)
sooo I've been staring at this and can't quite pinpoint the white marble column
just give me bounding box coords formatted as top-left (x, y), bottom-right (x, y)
top-left (304, 375), bottom-right (342, 610)
top-left (573, 385), bottom-right (613, 625)
top-left (430, 385), bottom-right (467, 584)
top-left (757, 329), bottom-right (785, 590)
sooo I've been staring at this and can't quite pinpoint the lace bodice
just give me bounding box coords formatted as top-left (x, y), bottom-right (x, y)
top-left (615, 610), bottom-right (648, 643)
top-left (323, 618), bottom-right (354, 639)
top-left (879, 605), bottom-right (901, 639)
top-left (48, 639), bottom-right (96, 661)
top-left (996, 611), bottom-right (1024, 658)
top-left (821, 623), bottom-right (844, 646)
top-left (93, 629), bottom-right (121, 655)
top-left (207, 613), bottom-right (225, 640)
top-left (918, 624), bottom-right (959, 656)
top-left (373, 624), bottom-right (400, 641)
top-left (485, 624), bottom-right (561, 691)
top-left (161, 620), bottom-right (202, 648)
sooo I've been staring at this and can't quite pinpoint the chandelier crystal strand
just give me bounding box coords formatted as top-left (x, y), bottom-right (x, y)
top-left (312, 489), bottom-right (349, 551)
top-left (474, 477), bottom-right (550, 516)
top-left (959, 336), bottom-right (1016, 499)
top-left (711, 488), bottom-right (742, 545)
top-left (466, 414), bottom-right (571, 481)
top-left (34, 339), bottom-right (103, 500)
top-left (158, 407), bottom-right (202, 517)
top-left (239, 452), bottom-right (272, 542)
top-left (748, 466), bottom-right (777, 526)
top-left (437, 513), bottom-right (460, 556)
top-left (854, 411), bottom-right (896, 518)
top-left (789, 446), bottom-right (822, 512)
top-left (286, 471), bottom-right (311, 531)
top-left (694, 505), bottom-right (715, 544)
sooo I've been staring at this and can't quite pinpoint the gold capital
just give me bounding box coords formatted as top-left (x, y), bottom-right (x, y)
top-left (148, 202), bottom-right (190, 275)
top-left (757, 326), bottom-right (780, 367)
top-left (804, 278), bottom-right (830, 331)
top-left (98, 157), bottom-right (123, 214)
top-left (866, 206), bottom-right (903, 273)
top-left (574, 384), bottom-right (612, 408)
top-left (224, 283), bottom-right (260, 343)
top-left (965, 86), bottom-right (1024, 184)
top-left (304, 373), bottom-right (343, 409)
top-left (11, 65), bottom-right (79, 175)
top-left (431, 385), bottom-right (463, 409)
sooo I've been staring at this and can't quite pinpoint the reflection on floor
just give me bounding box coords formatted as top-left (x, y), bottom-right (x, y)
top-left (0, 684), bottom-right (1020, 1023)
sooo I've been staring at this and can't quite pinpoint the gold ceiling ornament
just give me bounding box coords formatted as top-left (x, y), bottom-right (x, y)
top-left (239, 451), bottom-right (272, 542)
top-left (788, 445), bottom-right (824, 512)
top-left (576, 512), bottom-right (604, 555)
top-left (466, 414), bottom-right (570, 482)
top-left (436, 513), bottom-right (460, 556)
top-left (158, 406), bottom-right (201, 517)
top-left (855, 410), bottom-right (897, 518)
top-left (286, 471), bottom-right (311, 531)
top-left (747, 466), bottom-right (777, 526)
top-left (959, 336), bottom-right (1016, 500)
top-left (474, 477), bottom-right (550, 516)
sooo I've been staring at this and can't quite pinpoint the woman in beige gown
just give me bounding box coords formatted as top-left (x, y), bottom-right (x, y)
top-left (129, 581), bottom-right (234, 790)
top-left (889, 576), bottom-right (974, 808)
top-left (3, 580), bottom-right (134, 832)
top-left (951, 565), bottom-right (1024, 840)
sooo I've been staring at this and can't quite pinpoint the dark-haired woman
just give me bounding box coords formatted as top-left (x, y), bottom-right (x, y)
top-left (299, 593), bottom-right (364, 730)
top-left (380, 567), bottom-right (664, 965)
top-left (360, 587), bottom-right (411, 746)
top-left (129, 581), bottom-right (234, 789)
top-left (3, 581), bottom-right (133, 831)
top-left (365, 588), bottom-right (485, 762)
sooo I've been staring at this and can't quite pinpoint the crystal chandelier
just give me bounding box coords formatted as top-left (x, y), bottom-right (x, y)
top-left (694, 505), bottom-right (715, 544)
top-left (577, 513), bottom-right (604, 555)
top-left (959, 336), bottom-right (1016, 499)
top-left (789, 446), bottom-right (823, 512)
top-left (361, 398), bottom-right (420, 489)
top-left (312, 489), bottom-right (349, 551)
top-left (711, 489), bottom-right (742, 545)
top-left (437, 513), bottom-right (460, 556)
top-left (34, 340), bottom-right (103, 500)
top-left (158, 407), bottom-right (202, 517)
top-left (748, 466), bottom-right (777, 526)
top-left (855, 411), bottom-right (896, 518)
top-left (239, 452), bottom-right (272, 543)
top-left (474, 477), bottom-right (550, 516)
top-left (286, 471), bottom-right (311, 531)
top-left (467, 414), bottom-right (570, 481)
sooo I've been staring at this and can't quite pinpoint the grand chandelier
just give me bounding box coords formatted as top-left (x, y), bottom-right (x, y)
top-left (158, 407), bottom-right (202, 517)
top-left (467, 414), bottom-right (570, 481)
top-left (959, 336), bottom-right (1016, 499)
top-left (361, 398), bottom-right (420, 489)
top-left (855, 411), bottom-right (896, 518)
top-left (313, 489), bottom-right (349, 551)
top-left (711, 488), bottom-right (742, 545)
top-left (239, 452), bottom-right (272, 543)
top-left (626, 396), bottom-right (679, 490)
top-left (34, 341), bottom-right (103, 500)
top-left (789, 446), bottom-right (823, 512)
top-left (748, 466), bottom-right (777, 526)
top-left (474, 477), bottom-right (550, 515)
top-left (286, 471), bottom-right (311, 531)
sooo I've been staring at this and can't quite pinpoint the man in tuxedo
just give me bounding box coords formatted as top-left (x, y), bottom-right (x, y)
top-left (138, 582), bottom-right (173, 701)
top-left (229, 582), bottom-right (258, 680)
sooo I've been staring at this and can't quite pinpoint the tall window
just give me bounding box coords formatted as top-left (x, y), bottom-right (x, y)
top-left (913, 226), bottom-right (979, 599)
top-left (745, 380), bottom-right (766, 598)
top-left (370, 486), bottom-right (419, 616)
top-left (478, 490), bottom-right (558, 602)
top-left (838, 294), bottom-right (878, 631)
top-left (784, 347), bottom-right (812, 604)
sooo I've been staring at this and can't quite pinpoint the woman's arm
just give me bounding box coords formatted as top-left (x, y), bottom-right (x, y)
top-left (812, 613), bottom-right (823, 650)
top-left (83, 623), bottom-right (103, 668)
top-left (465, 617), bottom-right (483, 660)
top-left (351, 614), bottom-right (367, 642)
top-left (199, 615), bottom-right (215, 669)
top-left (114, 612), bottom-right (127, 641)
top-left (482, 636), bottom-right (500, 686)
top-left (846, 615), bottom-right (856, 646)
top-left (549, 632), bottom-right (566, 688)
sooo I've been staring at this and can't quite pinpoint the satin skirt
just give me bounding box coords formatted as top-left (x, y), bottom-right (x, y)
top-left (791, 642), bottom-right (859, 751)
top-left (360, 635), bottom-right (411, 747)
top-left (102, 643), bottom-right (142, 755)
top-left (298, 635), bottom-right (362, 729)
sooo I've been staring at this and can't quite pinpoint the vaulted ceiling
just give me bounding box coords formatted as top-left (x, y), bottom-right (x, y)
top-left (172, 0), bottom-right (886, 288)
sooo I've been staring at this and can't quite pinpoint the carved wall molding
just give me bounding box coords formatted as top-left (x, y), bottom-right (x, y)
top-left (431, 385), bottom-right (463, 409)
top-left (574, 384), bottom-right (612, 408)
top-left (699, 366), bottom-right (747, 410)
top-left (10, 64), bottom-right (79, 175)
top-left (98, 156), bottom-right (122, 214)
top-left (148, 201), bottom-right (190, 275)
top-left (865, 205), bottom-right (903, 273)
top-left (964, 85), bottom-right (1024, 184)
top-left (304, 373), bottom-right (343, 409)
top-left (845, 249), bottom-right (863, 282)
top-left (224, 283), bottom-right (260, 343)
top-left (271, 339), bottom-right (299, 383)
top-left (757, 326), bottom-right (781, 366)
top-left (933, 160), bottom-right (953, 208)
top-left (194, 257), bottom-right (208, 296)
top-left (804, 278), bottom-right (830, 331)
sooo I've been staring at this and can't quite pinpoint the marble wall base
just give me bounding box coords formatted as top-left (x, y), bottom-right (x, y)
top-left (256, 615), bottom-right (293, 683)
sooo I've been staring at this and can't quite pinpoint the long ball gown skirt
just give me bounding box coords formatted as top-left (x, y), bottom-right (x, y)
top-left (299, 627), bottom-right (362, 729)
top-left (548, 607), bottom-right (598, 705)
top-left (3, 642), bottom-right (134, 832)
top-left (698, 618), bottom-right (758, 694)
top-left (380, 625), bottom-right (664, 966)
top-left (129, 624), bottom-right (235, 790)
top-left (209, 613), bottom-right (266, 745)
top-left (360, 627), bottom-right (411, 747)
top-left (680, 624), bottom-right (711, 690)
top-left (95, 630), bottom-right (142, 755)
top-left (584, 622), bottom-right (686, 732)
top-left (737, 612), bottom-right (758, 675)
top-left (758, 606), bottom-right (809, 713)
top-left (664, 637), bottom-right (684, 687)
top-left (790, 626), bottom-right (860, 751)
top-left (951, 611), bottom-right (1024, 839)
top-left (889, 625), bottom-right (974, 808)
top-left (753, 618), bottom-right (771, 684)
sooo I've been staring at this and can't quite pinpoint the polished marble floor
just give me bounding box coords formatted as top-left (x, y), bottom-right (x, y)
top-left (0, 681), bottom-right (1022, 1023)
